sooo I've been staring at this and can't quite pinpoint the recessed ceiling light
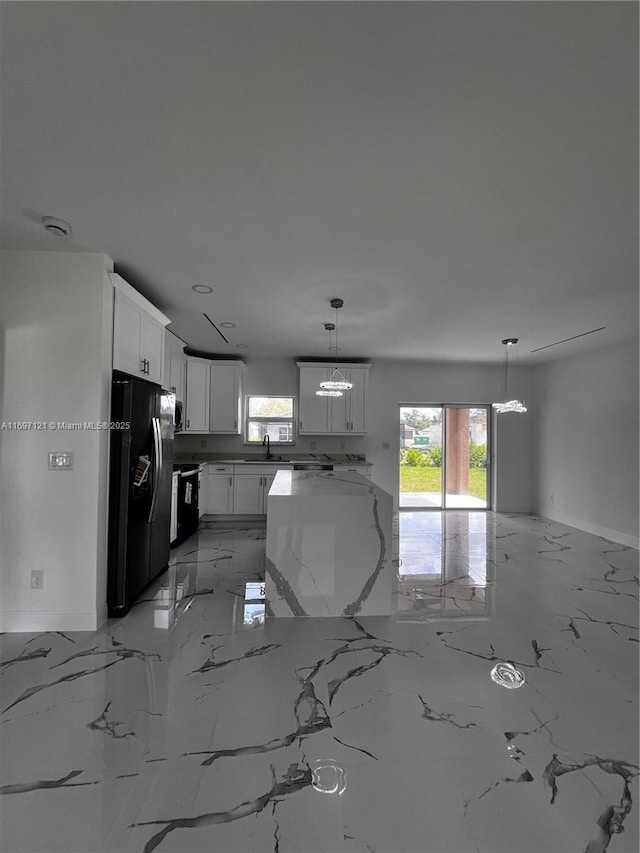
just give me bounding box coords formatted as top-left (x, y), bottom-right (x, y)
top-left (42, 216), bottom-right (72, 237)
top-left (219, 322), bottom-right (235, 328)
top-left (192, 285), bottom-right (213, 294)
top-left (236, 344), bottom-right (248, 349)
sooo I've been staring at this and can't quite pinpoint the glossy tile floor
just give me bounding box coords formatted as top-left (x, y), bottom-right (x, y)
top-left (1, 512), bottom-right (638, 853)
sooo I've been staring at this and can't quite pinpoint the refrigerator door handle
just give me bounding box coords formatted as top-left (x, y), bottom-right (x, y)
top-left (148, 416), bottom-right (162, 523)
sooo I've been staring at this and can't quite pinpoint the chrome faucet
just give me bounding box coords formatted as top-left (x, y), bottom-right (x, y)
top-left (262, 434), bottom-right (272, 460)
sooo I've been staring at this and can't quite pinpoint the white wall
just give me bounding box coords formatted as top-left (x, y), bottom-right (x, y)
top-left (0, 250), bottom-right (114, 631)
top-left (177, 356), bottom-right (534, 512)
top-left (365, 360), bottom-right (533, 512)
top-left (532, 337), bottom-right (639, 547)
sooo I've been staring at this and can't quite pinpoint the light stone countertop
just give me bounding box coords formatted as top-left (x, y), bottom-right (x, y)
top-left (268, 469), bottom-right (380, 497)
top-left (174, 452), bottom-right (372, 466)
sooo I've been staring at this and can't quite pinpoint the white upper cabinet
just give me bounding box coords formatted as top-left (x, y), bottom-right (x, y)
top-left (344, 367), bottom-right (369, 433)
top-left (184, 357), bottom-right (243, 434)
top-left (170, 340), bottom-right (186, 403)
top-left (209, 362), bottom-right (242, 434)
top-left (184, 356), bottom-right (210, 432)
top-left (140, 314), bottom-right (164, 386)
top-left (297, 362), bottom-right (371, 435)
top-left (298, 366), bottom-right (331, 434)
top-left (163, 330), bottom-right (186, 401)
top-left (111, 274), bottom-right (170, 386)
top-left (113, 291), bottom-right (141, 376)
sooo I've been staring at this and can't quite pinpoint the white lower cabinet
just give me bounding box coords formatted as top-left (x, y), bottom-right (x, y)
top-left (202, 463), bottom-right (371, 517)
top-left (262, 471), bottom-right (278, 500)
top-left (233, 466), bottom-right (292, 513)
top-left (233, 472), bottom-right (264, 514)
top-left (206, 464), bottom-right (234, 514)
top-left (202, 464), bottom-right (292, 515)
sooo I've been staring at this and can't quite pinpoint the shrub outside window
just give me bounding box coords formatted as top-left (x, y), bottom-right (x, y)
top-left (245, 396), bottom-right (295, 444)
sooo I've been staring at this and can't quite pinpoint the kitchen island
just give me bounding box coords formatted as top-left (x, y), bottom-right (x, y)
top-left (265, 470), bottom-right (393, 617)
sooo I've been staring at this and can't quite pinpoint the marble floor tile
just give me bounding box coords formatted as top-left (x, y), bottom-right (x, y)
top-left (1, 513), bottom-right (638, 853)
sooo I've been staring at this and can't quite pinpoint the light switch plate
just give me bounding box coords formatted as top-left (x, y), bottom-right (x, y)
top-left (49, 452), bottom-right (73, 470)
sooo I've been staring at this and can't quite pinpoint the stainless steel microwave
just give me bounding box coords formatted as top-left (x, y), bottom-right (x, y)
top-left (174, 400), bottom-right (183, 433)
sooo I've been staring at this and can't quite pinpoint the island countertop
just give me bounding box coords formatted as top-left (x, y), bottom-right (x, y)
top-left (268, 469), bottom-right (374, 497)
top-left (265, 470), bottom-right (394, 618)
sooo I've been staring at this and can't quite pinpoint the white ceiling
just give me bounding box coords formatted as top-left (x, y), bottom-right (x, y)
top-left (1, 1), bottom-right (637, 364)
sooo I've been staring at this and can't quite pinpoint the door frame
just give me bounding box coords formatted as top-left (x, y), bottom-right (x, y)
top-left (399, 403), bottom-right (493, 511)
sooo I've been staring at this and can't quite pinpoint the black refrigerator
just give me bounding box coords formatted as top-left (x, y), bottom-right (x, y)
top-left (107, 371), bottom-right (175, 616)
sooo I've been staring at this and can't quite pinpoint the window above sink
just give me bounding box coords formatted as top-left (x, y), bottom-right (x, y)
top-left (245, 396), bottom-right (295, 445)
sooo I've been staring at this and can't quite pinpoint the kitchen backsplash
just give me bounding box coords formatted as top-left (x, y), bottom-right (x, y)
top-left (175, 433), bottom-right (367, 455)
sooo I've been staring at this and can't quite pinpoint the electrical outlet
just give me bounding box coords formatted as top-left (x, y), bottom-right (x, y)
top-left (382, 442), bottom-right (390, 450)
top-left (200, 439), bottom-right (207, 448)
top-left (31, 570), bottom-right (44, 589)
top-left (549, 494), bottom-right (555, 505)
top-left (310, 441), bottom-right (317, 450)
top-left (48, 452), bottom-right (73, 470)
top-left (340, 440), bottom-right (346, 450)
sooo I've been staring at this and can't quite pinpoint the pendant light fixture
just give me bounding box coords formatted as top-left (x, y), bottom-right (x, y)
top-left (492, 338), bottom-right (527, 414)
top-left (317, 298), bottom-right (353, 395)
top-left (316, 322), bottom-right (343, 397)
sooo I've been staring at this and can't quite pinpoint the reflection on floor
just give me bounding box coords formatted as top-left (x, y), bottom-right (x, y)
top-left (397, 511), bottom-right (494, 620)
top-left (1, 512), bottom-right (638, 853)
top-left (400, 491), bottom-right (487, 508)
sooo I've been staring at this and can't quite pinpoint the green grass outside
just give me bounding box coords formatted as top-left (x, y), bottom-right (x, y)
top-left (400, 466), bottom-right (487, 500)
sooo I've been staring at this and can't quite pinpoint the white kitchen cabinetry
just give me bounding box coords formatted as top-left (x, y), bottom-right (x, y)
top-left (233, 471), bottom-right (264, 514)
top-left (184, 357), bottom-right (243, 434)
top-left (297, 363), bottom-right (371, 435)
top-left (328, 368), bottom-right (369, 433)
top-left (233, 465), bottom-right (291, 514)
top-left (111, 275), bottom-right (170, 386)
top-left (207, 464), bottom-right (234, 514)
top-left (163, 331), bottom-right (186, 401)
top-left (298, 367), bottom-right (331, 433)
top-left (184, 356), bottom-right (210, 432)
top-left (209, 363), bottom-right (242, 433)
top-left (201, 463), bottom-right (292, 516)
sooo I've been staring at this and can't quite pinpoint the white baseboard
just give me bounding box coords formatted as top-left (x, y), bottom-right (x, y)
top-left (0, 610), bottom-right (103, 633)
top-left (534, 507), bottom-right (639, 550)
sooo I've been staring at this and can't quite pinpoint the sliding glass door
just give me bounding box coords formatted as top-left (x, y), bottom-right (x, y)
top-left (399, 405), bottom-right (490, 509)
